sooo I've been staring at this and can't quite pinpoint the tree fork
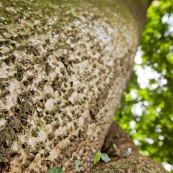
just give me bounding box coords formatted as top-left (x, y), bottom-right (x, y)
top-left (91, 121), bottom-right (168, 172)
top-left (0, 0), bottom-right (166, 172)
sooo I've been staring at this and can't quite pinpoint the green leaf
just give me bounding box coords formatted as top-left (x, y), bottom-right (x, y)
top-left (94, 151), bottom-right (102, 165)
top-left (101, 153), bottom-right (110, 163)
top-left (75, 160), bottom-right (82, 172)
top-left (46, 166), bottom-right (63, 173)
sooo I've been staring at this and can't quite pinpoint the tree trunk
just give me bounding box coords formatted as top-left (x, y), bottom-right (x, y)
top-left (0, 0), bottom-right (166, 172)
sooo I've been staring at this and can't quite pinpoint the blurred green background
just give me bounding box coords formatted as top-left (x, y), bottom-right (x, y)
top-left (115, 0), bottom-right (173, 172)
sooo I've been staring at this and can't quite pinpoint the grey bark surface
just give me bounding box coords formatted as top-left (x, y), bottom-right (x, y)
top-left (0, 0), bottom-right (151, 172)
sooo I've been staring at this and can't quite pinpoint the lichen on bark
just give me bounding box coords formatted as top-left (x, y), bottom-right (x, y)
top-left (0, 0), bottom-right (151, 172)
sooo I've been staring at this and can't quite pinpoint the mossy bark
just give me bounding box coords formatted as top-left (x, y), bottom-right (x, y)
top-left (92, 156), bottom-right (168, 173)
top-left (0, 0), bottom-right (164, 172)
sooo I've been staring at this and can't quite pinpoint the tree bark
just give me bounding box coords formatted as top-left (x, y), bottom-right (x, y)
top-left (0, 0), bottom-right (166, 172)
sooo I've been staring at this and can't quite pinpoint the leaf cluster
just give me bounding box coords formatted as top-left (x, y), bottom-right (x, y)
top-left (115, 0), bottom-right (173, 171)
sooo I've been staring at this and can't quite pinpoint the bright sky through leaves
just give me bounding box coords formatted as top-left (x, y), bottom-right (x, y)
top-left (115, 0), bottom-right (173, 172)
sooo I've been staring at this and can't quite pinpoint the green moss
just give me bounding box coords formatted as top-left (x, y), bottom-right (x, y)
top-left (91, 157), bottom-right (168, 173)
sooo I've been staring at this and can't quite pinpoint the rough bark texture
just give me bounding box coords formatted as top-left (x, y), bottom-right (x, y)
top-left (0, 0), bottom-right (165, 172)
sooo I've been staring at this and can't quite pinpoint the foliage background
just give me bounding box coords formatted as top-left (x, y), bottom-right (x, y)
top-left (115, 0), bottom-right (173, 172)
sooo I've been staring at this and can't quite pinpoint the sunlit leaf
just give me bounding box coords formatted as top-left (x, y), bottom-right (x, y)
top-left (94, 151), bottom-right (101, 165)
top-left (46, 166), bottom-right (63, 173)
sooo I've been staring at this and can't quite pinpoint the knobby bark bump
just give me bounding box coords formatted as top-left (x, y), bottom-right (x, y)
top-left (0, 0), bottom-right (166, 172)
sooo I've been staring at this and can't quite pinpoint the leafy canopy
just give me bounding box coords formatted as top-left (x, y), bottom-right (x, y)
top-left (115, 0), bottom-right (173, 171)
